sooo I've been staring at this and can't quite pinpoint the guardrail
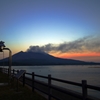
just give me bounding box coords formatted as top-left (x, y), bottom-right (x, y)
top-left (0, 68), bottom-right (100, 100)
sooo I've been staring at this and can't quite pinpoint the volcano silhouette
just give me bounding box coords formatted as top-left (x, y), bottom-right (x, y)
top-left (0, 51), bottom-right (98, 66)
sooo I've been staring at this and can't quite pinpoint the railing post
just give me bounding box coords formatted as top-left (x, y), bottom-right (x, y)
top-left (13, 69), bottom-right (14, 75)
top-left (48, 74), bottom-right (51, 100)
top-left (23, 73), bottom-right (25, 87)
top-left (32, 72), bottom-right (34, 92)
top-left (17, 70), bottom-right (19, 92)
top-left (82, 80), bottom-right (87, 100)
top-left (17, 70), bottom-right (19, 73)
top-left (8, 68), bottom-right (9, 76)
top-left (6, 68), bottom-right (7, 74)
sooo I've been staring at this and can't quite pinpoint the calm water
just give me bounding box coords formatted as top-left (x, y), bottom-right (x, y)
top-left (11, 65), bottom-right (100, 98)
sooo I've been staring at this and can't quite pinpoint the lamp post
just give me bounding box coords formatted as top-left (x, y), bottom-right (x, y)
top-left (0, 41), bottom-right (12, 77)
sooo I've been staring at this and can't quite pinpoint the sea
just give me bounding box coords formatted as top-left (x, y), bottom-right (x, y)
top-left (4, 65), bottom-right (100, 99)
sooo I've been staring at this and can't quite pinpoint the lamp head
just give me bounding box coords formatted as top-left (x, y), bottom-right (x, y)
top-left (0, 41), bottom-right (5, 52)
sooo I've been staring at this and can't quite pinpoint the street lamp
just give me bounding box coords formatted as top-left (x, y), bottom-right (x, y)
top-left (0, 41), bottom-right (12, 77)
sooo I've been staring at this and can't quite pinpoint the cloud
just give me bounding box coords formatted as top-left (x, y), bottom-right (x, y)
top-left (26, 35), bottom-right (100, 53)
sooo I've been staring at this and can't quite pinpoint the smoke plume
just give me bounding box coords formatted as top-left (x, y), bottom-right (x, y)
top-left (26, 35), bottom-right (100, 53)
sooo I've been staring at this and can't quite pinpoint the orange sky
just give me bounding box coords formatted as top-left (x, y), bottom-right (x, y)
top-left (49, 52), bottom-right (100, 62)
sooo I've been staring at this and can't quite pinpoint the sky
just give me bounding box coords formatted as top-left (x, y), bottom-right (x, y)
top-left (0, 0), bottom-right (100, 62)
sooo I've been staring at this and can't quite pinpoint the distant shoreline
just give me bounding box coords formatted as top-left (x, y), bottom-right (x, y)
top-left (88, 66), bottom-right (100, 68)
top-left (0, 64), bottom-right (100, 66)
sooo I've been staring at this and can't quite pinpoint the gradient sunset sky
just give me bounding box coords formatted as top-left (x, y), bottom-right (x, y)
top-left (0, 0), bottom-right (100, 62)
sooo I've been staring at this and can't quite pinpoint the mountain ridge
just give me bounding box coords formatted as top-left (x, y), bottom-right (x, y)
top-left (0, 51), bottom-right (99, 66)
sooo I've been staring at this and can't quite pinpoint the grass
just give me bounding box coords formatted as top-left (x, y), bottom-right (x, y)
top-left (0, 72), bottom-right (47, 100)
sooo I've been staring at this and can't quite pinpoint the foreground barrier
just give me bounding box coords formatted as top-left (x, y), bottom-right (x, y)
top-left (1, 68), bottom-right (100, 100)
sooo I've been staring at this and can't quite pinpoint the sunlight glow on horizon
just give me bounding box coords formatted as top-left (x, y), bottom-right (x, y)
top-left (49, 52), bottom-right (100, 62)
